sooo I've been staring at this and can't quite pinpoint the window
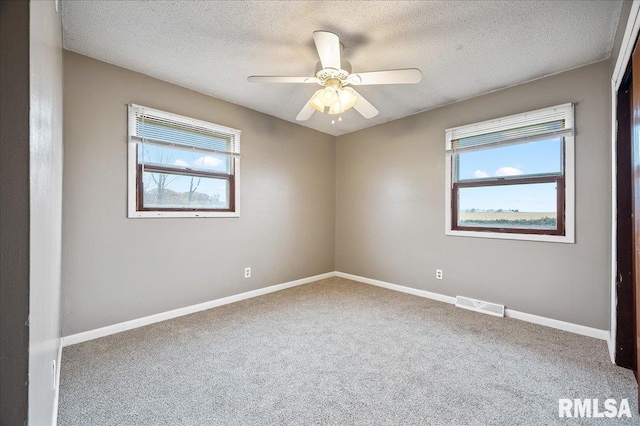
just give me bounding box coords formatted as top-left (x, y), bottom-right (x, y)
top-left (127, 104), bottom-right (241, 218)
top-left (445, 103), bottom-right (574, 243)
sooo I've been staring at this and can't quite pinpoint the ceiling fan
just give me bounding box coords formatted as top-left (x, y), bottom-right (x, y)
top-left (248, 31), bottom-right (422, 122)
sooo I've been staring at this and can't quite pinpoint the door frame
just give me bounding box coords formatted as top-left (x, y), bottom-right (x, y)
top-left (611, 0), bottom-right (640, 364)
top-left (615, 64), bottom-right (634, 369)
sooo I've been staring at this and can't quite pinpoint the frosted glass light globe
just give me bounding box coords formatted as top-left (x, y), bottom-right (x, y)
top-left (309, 90), bottom-right (326, 112)
top-left (339, 87), bottom-right (357, 110)
top-left (321, 86), bottom-right (339, 107)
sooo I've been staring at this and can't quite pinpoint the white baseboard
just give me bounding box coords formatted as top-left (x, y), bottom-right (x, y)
top-left (52, 341), bottom-right (62, 426)
top-left (335, 271), bottom-right (609, 341)
top-left (504, 309), bottom-right (608, 341)
top-left (335, 271), bottom-right (456, 304)
top-left (607, 334), bottom-right (616, 364)
top-left (62, 270), bottom-right (610, 348)
top-left (61, 272), bottom-right (335, 347)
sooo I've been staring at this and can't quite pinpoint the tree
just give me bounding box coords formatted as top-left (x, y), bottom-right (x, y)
top-left (151, 173), bottom-right (177, 204)
top-left (187, 177), bottom-right (201, 203)
top-left (145, 150), bottom-right (177, 204)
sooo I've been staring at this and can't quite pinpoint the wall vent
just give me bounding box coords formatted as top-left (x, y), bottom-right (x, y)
top-left (455, 296), bottom-right (504, 317)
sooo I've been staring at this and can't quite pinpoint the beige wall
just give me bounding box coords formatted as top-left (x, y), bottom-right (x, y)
top-left (336, 60), bottom-right (611, 329)
top-left (63, 50), bottom-right (613, 333)
top-left (62, 52), bottom-right (335, 335)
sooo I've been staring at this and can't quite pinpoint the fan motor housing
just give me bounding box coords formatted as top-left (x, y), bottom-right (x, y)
top-left (315, 61), bottom-right (352, 86)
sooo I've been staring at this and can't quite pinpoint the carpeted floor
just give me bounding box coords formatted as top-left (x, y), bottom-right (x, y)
top-left (58, 277), bottom-right (638, 425)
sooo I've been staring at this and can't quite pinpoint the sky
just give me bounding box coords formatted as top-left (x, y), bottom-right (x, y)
top-left (456, 137), bottom-right (561, 212)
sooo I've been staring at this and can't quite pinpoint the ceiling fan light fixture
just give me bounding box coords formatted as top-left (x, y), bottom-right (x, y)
top-left (309, 90), bottom-right (326, 112)
top-left (339, 87), bottom-right (357, 110)
top-left (327, 87), bottom-right (357, 115)
top-left (328, 103), bottom-right (342, 115)
top-left (320, 86), bottom-right (339, 107)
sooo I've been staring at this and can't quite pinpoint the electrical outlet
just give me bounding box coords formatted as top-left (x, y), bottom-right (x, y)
top-left (436, 269), bottom-right (443, 280)
top-left (244, 267), bottom-right (251, 278)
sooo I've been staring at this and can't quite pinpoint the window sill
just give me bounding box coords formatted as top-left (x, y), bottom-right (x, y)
top-left (128, 211), bottom-right (239, 219)
top-left (446, 229), bottom-right (574, 244)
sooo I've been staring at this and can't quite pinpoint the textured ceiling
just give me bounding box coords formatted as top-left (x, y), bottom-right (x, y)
top-left (62, 1), bottom-right (622, 136)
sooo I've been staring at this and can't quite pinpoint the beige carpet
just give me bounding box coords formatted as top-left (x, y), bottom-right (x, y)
top-left (58, 277), bottom-right (638, 425)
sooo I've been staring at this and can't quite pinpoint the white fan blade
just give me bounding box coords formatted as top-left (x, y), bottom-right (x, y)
top-left (296, 98), bottom-right (316, 121)
top-left (248, 76), bottom-right (320, 84)
top-left (313, 30), bottom-right (341, 70)
top-left (348, 69), bottom-right (422, 85)
top-left (351, 89), bottom-right (379, 119)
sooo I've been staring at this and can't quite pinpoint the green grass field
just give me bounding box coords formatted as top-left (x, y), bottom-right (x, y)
top-left (459, 211), bottom-right (556, 229)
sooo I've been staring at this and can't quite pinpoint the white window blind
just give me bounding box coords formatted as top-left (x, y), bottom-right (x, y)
top-left (127, 104), bottom-right (241, 157)
top-left (445, 103), bottom-right (573, 152)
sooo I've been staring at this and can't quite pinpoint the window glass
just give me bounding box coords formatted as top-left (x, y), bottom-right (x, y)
top-left (138, 144), bottom-right (231, 174)
top-left (141, 172), bottom-right (230, 209)
top-left (457, 182), bottom-right (557, 230)
top-left (456, 137), bottom-right (562, 182)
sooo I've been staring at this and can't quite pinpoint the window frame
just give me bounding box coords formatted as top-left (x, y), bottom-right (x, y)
top-left (444, 103), bottom-right (575, 243)
top-left (127, 105), bottom-right (241, 218)
top-left (135, 163), bottom-right (236, 213)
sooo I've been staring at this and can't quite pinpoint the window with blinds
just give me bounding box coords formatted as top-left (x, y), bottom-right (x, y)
top-left (444, 103), bottom-right (575, 242)
top-left (127, 104), bottom-right (241, 218)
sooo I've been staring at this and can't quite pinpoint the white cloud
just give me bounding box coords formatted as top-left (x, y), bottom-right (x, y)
top-left (173, 159), bottom-right (189, 167)
top-left (495, 166), bottom-right (523, 176)
top-left (194, 156), bottom-right (223, 168)
top-left (473, 170), bottom-right (489, 178)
